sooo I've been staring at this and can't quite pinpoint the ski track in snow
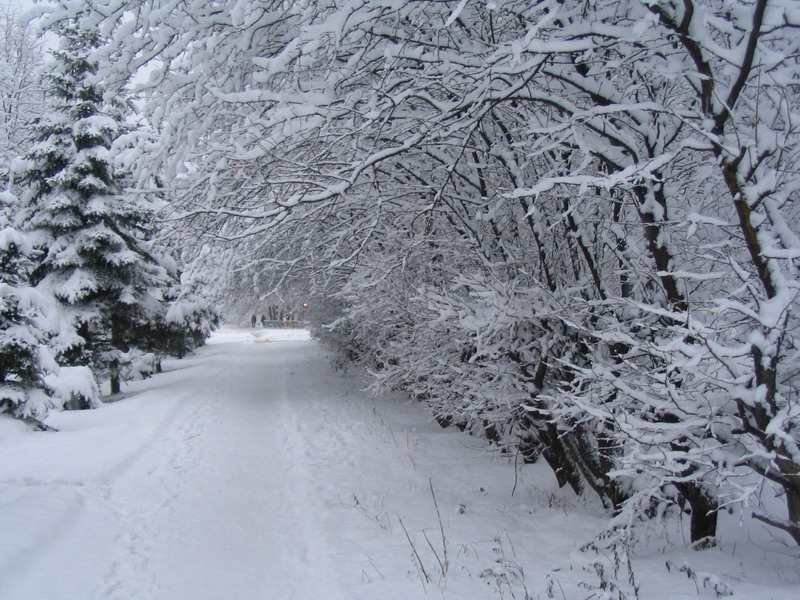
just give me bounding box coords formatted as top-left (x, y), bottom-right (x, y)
top-left (1, 328), bottom-right (798, 600)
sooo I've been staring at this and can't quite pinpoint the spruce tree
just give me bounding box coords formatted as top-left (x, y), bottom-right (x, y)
top-left (0, 191), bottom-right (57, 425)
top-left (16, 21), bottom-right (170, 398)
top-left (163, 268), bottom-right (220, 359)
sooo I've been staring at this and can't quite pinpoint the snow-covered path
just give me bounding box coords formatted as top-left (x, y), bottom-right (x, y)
top-left (1, 329), bottom-right (367, 599)
top-left (121, 331), bottom-right (345, 600)
top-left (0, 328), bottom-right (524, 600)
top-left (1, 329), bottom-right (798, 600)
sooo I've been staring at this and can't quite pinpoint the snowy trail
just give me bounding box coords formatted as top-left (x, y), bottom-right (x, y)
top-left (137, 337), bottom-right (338, 600)
top-left (2, 328), bottom-right (798, 600)
top-left (1, 330), bottom-right (353, 600)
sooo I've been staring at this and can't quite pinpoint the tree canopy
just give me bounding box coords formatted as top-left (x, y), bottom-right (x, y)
top-left (36, 0), bottom-right (800, 549)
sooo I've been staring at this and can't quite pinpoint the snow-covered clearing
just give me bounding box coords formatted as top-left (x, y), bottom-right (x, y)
top-left (1, 328), bottom-right (797, 600)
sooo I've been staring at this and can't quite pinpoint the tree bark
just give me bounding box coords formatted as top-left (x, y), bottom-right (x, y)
top-left (674, 481), bottom-right (719, 544)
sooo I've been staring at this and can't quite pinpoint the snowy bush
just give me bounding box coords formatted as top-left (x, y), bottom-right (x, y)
top-left (44, 365), bottom-right (99, 411)
top-left (118, 349), bottom-right (157, 382)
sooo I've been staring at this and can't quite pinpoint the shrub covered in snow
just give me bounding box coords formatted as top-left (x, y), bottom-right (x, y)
top-left (44, 365), bottom-right (99, 410)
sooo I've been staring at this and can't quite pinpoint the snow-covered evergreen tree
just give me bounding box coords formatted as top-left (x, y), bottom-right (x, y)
top-left (162, 265), bottom-right (219, 360)
top-left (15, 20), bottom-right (170, 397)
top-left (0, 190), bottom-right (58, 425)
top-left (127, 249), bottom-right (218, 366)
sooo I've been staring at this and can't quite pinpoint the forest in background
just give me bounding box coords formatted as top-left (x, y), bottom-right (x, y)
top-left (3, 0), bottom-right (799, 575)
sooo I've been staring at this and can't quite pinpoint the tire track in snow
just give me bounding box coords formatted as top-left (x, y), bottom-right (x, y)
top-left (0, 357), bottom-right (228, 600)
top-left (95, 365), bottom-right (223, 600)
top-left (0, 480), bottom-right (110, 594)
top-left (270, 349), bottom-right (350, 598)
top-left (112, 338), bottom-right (349, 599)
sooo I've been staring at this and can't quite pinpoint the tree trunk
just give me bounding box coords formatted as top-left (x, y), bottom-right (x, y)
top-left (524, 415), bottom-right (583, 495)
top-left (785, 482), bottom-right (800, 545)
top-left (560, 425), bottom-right (630, 513)
top-left (110, 316), bottom-right (123, 395)
top-left (110, 369), bottom-right (121, 395)
top-left (674, 481), bottom-right (718, 544)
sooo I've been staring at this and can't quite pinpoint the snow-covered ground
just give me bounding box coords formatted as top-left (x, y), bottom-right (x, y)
top-left (0, 328), bottom-right (797, 600)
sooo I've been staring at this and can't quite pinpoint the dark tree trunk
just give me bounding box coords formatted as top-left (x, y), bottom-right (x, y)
top-left (528, 417), bottom-right (583, 495)
top-left (674, 481), bottom-right (718, 544)
top-left (783, 483), bottom-right (800, 545)
top-left (519, 434), bottom-right (541, 464)
top-left (563, 425), bottom-right (630, 513)
top-left (110, 317), bottom-right (124, 395)
top-left (783, 475), bottom-right (800, 545)
top-left (110, 370), bottom-right (121, 395)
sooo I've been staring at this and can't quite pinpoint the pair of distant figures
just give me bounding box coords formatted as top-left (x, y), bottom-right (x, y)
top-left (251, 314), bottom-right (267, 327)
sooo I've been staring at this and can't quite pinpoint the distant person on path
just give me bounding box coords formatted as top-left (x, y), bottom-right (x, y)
top-left (260, 314), bottom-right (267, 327)
top-left (251, 314), bottom-right (257, 327)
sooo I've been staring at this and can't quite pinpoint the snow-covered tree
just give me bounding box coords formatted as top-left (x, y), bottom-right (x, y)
top-left (0, 190), bottom-right (58, 424)
top-left (164, 270), bottom-right (219, 359)
top-left (16, 20), bottom-right (171, 397)
top-left (139, 250), bottom-right (219, 363)
top-left (39, 0), bottom-right (800, 546)
top-left (0, 1), bottom-right (46, 182)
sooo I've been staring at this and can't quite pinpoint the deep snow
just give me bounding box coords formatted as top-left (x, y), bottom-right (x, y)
top-left (0, 328), bottom-right (797, 599)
